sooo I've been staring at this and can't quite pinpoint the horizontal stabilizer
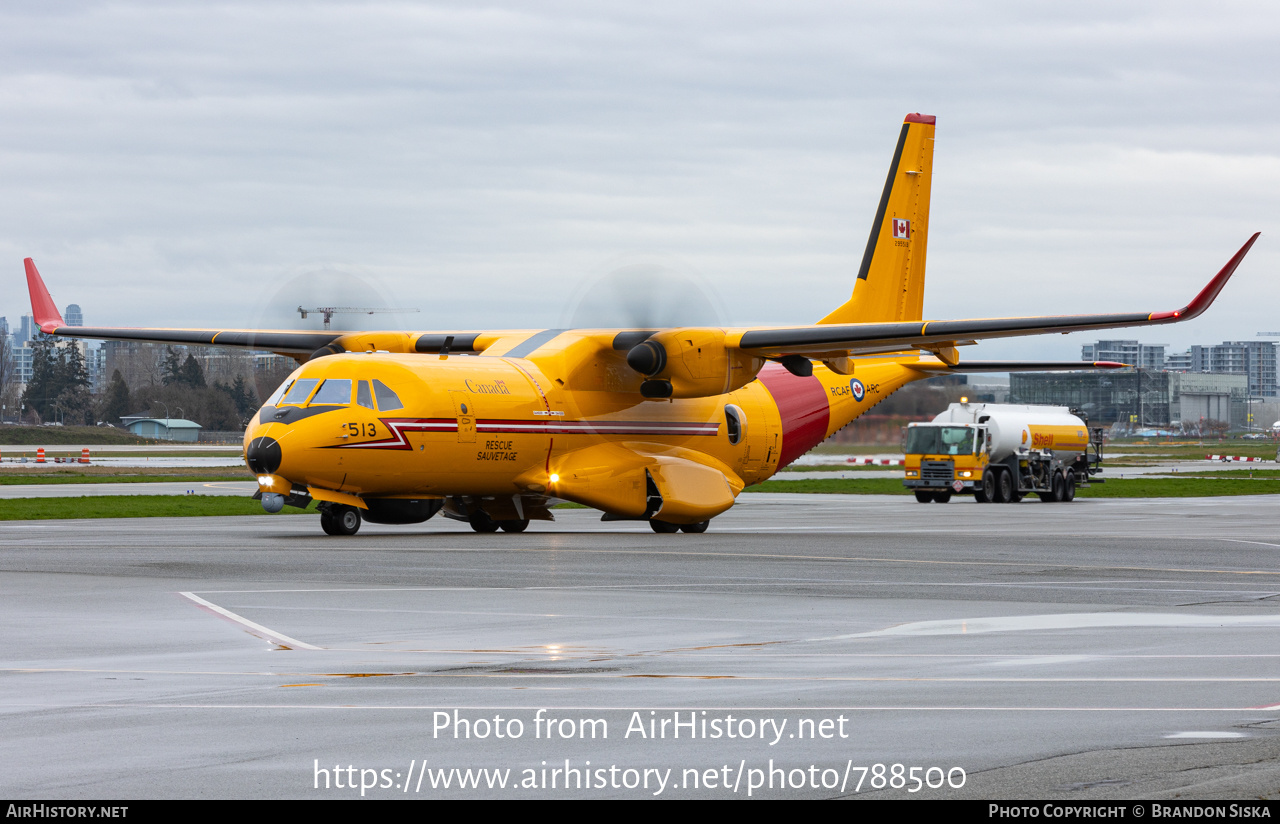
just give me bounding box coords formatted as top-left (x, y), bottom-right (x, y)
top-left (920, 360), bottom-right (1131, 373)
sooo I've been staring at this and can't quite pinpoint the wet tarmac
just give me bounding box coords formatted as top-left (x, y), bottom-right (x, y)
top-left (2, 494), bottom-right (1279, 799)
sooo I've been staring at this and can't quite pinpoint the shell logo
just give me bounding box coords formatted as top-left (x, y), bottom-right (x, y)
top-left (1021, 430), bottom-right (1028, 444)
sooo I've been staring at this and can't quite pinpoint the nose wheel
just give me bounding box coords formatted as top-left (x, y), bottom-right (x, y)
top-left (320, 504), bottom-right (362, 536)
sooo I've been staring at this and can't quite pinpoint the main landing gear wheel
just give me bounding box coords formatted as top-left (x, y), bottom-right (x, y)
top-left (323, 505), bottom-right (361, 536)
top-left (649, 520), bottom-right (680, 533)
top-left (914, 491), bottom-right (932, 503)
top-left (469, 511), bottom-right (500, 533)
top-left (931, 491), bottom-right (952, 503)
top-left (498, 519), bottom-right (529, 533)
top-left (680, 520), bottom-right (709, 533)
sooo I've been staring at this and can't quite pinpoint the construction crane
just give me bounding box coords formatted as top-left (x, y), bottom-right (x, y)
top-left (297, 306), bottom-right (420, 331)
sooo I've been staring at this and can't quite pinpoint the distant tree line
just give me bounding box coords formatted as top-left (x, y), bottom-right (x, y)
top-left (21, 339), bottom-right (289, 430)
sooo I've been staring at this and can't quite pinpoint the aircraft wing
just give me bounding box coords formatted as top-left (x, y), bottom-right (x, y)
top-left (25, 259), bottom-right (343, 353)
top-left (732, 233), bottom-right (1259, 360)
top-left (26, 233), bottom-right (1257, 368)
top-left (25, 258), bottom-right (497, 358)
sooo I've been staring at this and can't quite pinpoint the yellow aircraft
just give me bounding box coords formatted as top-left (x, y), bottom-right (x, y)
top-left (25, 114), bottom-right (1259, 535)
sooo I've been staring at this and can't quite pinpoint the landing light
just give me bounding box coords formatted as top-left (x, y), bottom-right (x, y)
top-left (258, 475), bottom-right (272, 486)
top-left (549, 474), bottom-right (560, 483)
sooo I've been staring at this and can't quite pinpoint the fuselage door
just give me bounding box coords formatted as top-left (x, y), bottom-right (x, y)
top-left (449, 390), bottom-right (476, 443)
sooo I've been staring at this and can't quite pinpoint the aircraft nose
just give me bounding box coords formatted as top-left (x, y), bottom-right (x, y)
top-left (245, 436), bottom-right (283, 475)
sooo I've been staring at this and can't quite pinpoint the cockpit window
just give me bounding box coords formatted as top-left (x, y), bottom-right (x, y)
top-left (265, 379), bottom-right (294, 407)
top-left (356, 381), bottom-right (374, 410)
top-left (373, 379), bottom-right (403, 411)
top-left (280, 379), bottom-right (320, 406)
top-left (309, 379), bottom-right (352, 406)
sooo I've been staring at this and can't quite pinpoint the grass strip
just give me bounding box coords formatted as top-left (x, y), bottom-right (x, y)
top-left (746, 476), bottom-right (1280, 497)
top-left (746, 478), bottom-right (912, 495)
top-left (0, 475), bottom-right (252, 486)
top-left (1074, 478), bottom-right (1280, 497)
top-left (0, 495), bottom-right (306, 520)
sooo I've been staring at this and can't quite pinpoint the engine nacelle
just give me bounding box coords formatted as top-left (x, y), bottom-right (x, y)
top-left (625, 328), bottom-right (764, 399)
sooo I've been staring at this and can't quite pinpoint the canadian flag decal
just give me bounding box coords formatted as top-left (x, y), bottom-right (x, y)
top-left (892, 218), bottom-right (911, 239)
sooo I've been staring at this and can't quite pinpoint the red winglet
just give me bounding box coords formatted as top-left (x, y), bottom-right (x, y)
top-left (25, 258), bottom-right (65, 332)
top-left (1148, 232), bottom-right (1260, 322)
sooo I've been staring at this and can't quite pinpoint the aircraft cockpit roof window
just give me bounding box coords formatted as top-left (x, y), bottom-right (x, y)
top-left (280, 378), bottom-right (320, 406)
top-left (309, 379), bottom-right (352, 406)
top-left (373, 379), bottom-right (404, 411)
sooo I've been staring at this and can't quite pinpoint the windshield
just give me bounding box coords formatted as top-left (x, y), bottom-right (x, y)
top-left (264, 378), bottom-right (293, 407)
top-left (280, 379), bottom-right (320, 406)
top-left (309, 379), bottom-right (352, 406)
top-left (905, 425), bottom-right (975, 456)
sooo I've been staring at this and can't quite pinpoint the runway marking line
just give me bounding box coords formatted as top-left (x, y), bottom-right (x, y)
top-left (1, 702), bottom-right (1276, 713)
top-left (178, 591), bottom-right (323, 650)
top-left (183, 543), bottom-right (1280, 577)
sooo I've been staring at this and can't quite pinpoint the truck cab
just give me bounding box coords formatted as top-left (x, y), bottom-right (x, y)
top-left (903, 422), bottom-right (989, 503)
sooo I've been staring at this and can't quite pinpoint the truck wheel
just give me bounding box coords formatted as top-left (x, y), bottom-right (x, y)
top-left (1052, 471), bottom-right (1067, 502)
top-left (976, 470), bottom-right (996, 503)
top-left (932, 491), bottom-right (952, 503)
top-left (1008, 471), bottom-right (1024, 503)
top-left (914, 491), bottom-right (932, 503)
top-left (1063, 471), bottom-right (1077, 502)
top-left (994, 469), bottom-right (1014, 503)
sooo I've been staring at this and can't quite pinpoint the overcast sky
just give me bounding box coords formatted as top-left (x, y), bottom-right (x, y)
top-left (3, 1), bottom-right (1277, 360)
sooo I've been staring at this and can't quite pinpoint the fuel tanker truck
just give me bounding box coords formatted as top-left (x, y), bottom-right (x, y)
top-left (903, 401), bottom-right (1103, 503)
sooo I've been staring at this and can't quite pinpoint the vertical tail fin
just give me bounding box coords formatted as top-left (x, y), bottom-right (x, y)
top-left (819, 113), bottom-right (936, 325)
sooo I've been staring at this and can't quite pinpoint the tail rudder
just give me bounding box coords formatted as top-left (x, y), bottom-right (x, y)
top-left (820, 113), bottom-right (935, 325)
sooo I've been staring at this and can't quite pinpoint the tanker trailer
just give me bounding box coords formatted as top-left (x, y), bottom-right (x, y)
top-left (902, 401), bottom-right (1103, 503)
